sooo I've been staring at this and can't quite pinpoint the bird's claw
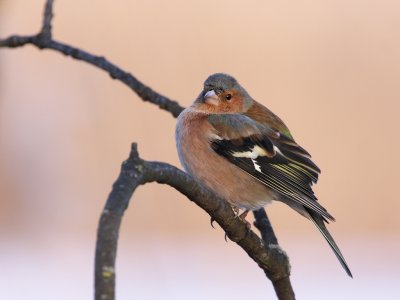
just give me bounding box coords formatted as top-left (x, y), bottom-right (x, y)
top-left (210, 217), bottom-right (216, 228)
top-left (237, 209), bottom-right (251, 230)
top-left (224, 209), bottom-right (252, 242)
top-left (232, 206), bottom-right (240, 217)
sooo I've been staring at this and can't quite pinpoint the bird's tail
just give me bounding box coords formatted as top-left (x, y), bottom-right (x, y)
top-left (307, 209), bottom-right (353, 277)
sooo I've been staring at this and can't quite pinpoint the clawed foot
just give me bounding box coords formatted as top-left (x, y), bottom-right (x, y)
top-left (213, 207), bottom-right (252, 241)
top-left (224, 208), bottom-right (252, 241)
top-left (236, 209), bottom-right (251, 230)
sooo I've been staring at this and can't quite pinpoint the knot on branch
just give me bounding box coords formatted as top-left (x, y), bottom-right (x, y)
top-left (35, 32), bottom-right (52, 49)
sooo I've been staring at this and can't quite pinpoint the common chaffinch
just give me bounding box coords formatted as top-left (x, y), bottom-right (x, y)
top-left (175, 73), bottom-right (352, 277)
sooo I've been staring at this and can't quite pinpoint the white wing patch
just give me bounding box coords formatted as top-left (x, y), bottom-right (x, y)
top-left (252, 159), bottom-right (262, 172)
top-left (232, 145), bottom-right (271, 159)
top-left (232, 145), bottom-right (274, 173)
top-left (208, 133), bottom-right (223, 140)
top-left (273, 145), bottom-right (283, 155)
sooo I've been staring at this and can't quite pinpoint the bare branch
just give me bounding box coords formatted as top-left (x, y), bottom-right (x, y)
top-left (253, 209), bottom-right (295, 299)
top-left (253, 208), bottom-right (278, 245)
top-left (0, 0), bottom-right (183, 118)
top-left (41, 0), bottom-right (54, 38)
top-left (95, 144), bottom-right (294, 300)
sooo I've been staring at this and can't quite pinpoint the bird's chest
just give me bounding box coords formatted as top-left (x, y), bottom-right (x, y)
top-left (176, 118), bottom-right (216, 174)
top-left (176, 116), bottom-right (273, 210)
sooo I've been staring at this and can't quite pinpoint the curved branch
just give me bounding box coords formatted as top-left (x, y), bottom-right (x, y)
top-left (95, 144), bottom-right (294, 300)
top-left (0, 1), bottom-right (183, 118)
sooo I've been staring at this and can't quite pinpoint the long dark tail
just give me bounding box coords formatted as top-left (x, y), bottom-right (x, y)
top-left (307, 209), bottom-right (353, 277)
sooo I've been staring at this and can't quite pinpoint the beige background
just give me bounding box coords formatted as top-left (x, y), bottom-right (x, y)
top-left (1, 0), bottom-right (399, 299)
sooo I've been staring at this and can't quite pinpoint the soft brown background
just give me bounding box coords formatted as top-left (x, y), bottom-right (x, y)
top-left (1, 0), bottom-right (399, 299)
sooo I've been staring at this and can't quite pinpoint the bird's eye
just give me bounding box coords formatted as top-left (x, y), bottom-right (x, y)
top-left (225, 94), bottom-right (232, 100)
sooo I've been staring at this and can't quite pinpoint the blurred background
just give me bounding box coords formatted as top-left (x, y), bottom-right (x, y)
top-left (1, 0), bottom-right (399, 299)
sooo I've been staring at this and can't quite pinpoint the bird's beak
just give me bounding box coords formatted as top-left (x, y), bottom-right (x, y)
top-left (203, 90), bottom-right (219, 106)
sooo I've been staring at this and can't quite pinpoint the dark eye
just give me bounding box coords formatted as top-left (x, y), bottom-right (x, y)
top-left (225, 94), bottom-right (232, 100)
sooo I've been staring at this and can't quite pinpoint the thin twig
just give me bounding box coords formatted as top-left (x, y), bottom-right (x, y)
top-left (40, 0), bottom-right (54, 39)
top-left (0, 1), bottom-right (183, 118)
top-left (254, 208), bottom-right (278, 245)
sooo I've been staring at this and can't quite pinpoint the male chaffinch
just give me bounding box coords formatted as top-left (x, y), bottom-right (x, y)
top-left (175, 73), bottom-right (352, 277)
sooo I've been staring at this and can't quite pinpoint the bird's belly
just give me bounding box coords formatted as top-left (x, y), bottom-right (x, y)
top-left (179, 137), bottom-right (274, 210)
top-left (202, 163), bottom-right (274, 210)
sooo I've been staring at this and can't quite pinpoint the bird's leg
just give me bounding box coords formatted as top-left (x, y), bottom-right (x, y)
top-left (224, 209), bottom-right (251, 241)
top-left (232, 206), bottom-right (240, 217)
top-left (239, 209), bottom-right (249, 219)
top-left (211, 206), bottom-right (241, 229)
top-left (232, 206), bottom-right (251, 229)
top-left (238, 209), bottom-right (251, 230)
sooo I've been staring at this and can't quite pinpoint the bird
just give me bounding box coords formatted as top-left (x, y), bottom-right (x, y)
top-left (175, 73), bottom-right (352, 277)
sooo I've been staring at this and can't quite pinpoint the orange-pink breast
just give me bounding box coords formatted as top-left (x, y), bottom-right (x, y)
top-left (176, 108), bottom-right (275, 210)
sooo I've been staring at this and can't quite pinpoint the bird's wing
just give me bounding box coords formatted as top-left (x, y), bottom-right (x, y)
top-left (208, 114), bottom-right (333, 221)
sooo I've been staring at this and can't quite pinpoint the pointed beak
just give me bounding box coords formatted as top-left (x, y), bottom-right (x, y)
top-left (203, 90), bottom-right (219, 106)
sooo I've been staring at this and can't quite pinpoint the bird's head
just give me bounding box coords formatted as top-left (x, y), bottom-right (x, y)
top-left (194, 73), bottom-right (253, 114)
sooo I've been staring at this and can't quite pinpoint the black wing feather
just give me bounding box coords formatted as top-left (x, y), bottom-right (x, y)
top-left (211, 136), bottom-right (334, 221)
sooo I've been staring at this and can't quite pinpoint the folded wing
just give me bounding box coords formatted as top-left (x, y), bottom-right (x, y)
top-left (208, 114), bottom-right (333, 221)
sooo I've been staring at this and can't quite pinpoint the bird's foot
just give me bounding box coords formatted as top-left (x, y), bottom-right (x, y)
top-left (238, 210), bottom-right (251, 231)
top-left (232, 207), bottom-right (252, 230)
top-left (232, 206), bottom-right (240, 217)
top-left (224, 209), bottom-right (251, 242)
